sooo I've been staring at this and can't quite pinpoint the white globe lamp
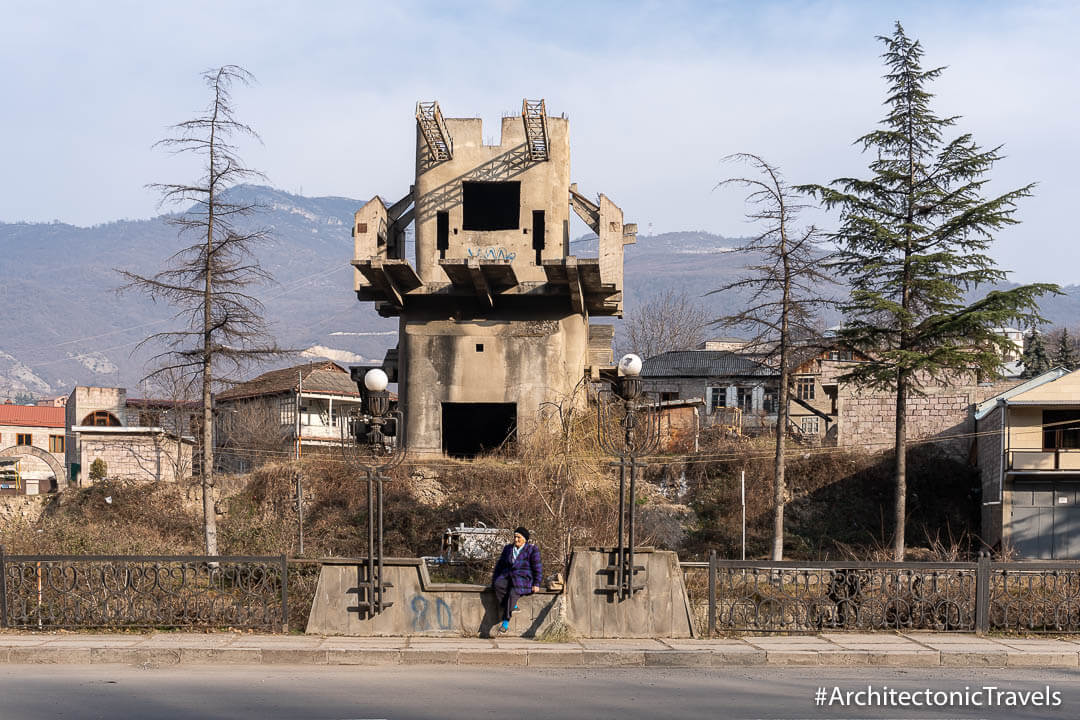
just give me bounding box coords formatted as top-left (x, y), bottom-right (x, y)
top-left (364, 368), bottom-right (389, 392)
top-left (618, 353), bottom-right (643, 377)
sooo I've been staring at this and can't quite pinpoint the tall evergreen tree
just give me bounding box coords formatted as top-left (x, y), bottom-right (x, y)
top-left (1021, 329), bottom-right (1053, 378)
top-left (802, 23), bottom-right (1056, 560)
top-left (1055, 328), bottom-right (1078, 371)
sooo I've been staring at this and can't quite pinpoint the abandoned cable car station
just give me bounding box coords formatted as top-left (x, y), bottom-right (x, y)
top-left (352, 100), bottom-right (635, 457)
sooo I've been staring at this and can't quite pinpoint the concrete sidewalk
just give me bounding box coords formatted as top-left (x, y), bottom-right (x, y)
top-left (2, 632), bottom-right (1080, 668)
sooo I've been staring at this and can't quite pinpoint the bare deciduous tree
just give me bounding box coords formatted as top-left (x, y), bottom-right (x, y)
top-left (712, 153), bottom-right (835, 561)
top-left (623, 289), bottom-right (710, 360)
top-left (120, 66), bottom-right (284, 555)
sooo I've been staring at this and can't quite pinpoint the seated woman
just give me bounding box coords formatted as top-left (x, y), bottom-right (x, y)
top-left (490, 527), bottom-right (542, 634)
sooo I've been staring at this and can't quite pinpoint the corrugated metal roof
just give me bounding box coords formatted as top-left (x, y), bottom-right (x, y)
top-left (641, 351), bottom-right (774, 378)
top-left (0, 405), bottom-right (65, 428)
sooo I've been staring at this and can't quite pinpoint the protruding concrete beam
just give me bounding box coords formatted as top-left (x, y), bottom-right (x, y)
top-left (565, 256), bottom-right (584, 314)
top-left (466, 257), bottom-right (493, 308)
top-left (569, 184), bottom-right (600, 234)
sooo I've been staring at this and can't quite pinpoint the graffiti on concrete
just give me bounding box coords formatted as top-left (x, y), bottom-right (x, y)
top-left (467, 246), bottom-right (516, 262)
top-left (409, 594), bottom-right (454, 631)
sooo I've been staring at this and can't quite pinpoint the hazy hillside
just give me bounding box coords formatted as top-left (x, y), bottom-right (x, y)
top-left (1, 186), bottom-right (1076, 399)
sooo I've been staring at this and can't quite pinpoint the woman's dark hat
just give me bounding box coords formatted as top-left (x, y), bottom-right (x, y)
top-left (514, 526), bottom-right (530, 541)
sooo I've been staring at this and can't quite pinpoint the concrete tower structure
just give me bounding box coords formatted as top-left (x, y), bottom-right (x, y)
top-left (352, 100), bottom-right (635, 457)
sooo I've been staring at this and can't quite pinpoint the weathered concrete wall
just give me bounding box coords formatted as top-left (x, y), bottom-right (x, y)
top-left (399, 309), bottom-right (588, 455)
top-left (563, 548), bottom-right (693, 639)
top-left (306, 559), bottom-right (561, 637)
top-left (307, 549), bottom-right (694, 638)
top-left (413, 115), bottom-right (571, 284)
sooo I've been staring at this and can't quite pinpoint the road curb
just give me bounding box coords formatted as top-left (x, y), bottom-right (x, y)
top-left (1, 634), bottom-right (1079, 668)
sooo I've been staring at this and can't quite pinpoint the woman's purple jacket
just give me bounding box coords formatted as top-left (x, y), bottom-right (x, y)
top-left (491, 542), bottom-right (542, 595)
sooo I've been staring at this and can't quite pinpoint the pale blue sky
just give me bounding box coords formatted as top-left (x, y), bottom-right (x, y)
top-left (1, 0), bottom-right (1076, 282)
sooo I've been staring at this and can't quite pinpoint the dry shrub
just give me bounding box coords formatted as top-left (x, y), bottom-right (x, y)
top-left (685, 439), bottom-right (983, 560)
top-left (2, 479), bottom-right (202, 555)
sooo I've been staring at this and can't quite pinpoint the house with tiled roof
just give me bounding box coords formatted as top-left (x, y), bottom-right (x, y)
top-left (0, 403), bottom-right (66, 494)
top-left (215, 361), bottom-right (368, 470)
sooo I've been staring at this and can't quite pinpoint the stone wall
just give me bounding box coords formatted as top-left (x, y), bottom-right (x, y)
top-left (77, 432), bottom-right (192, 484)
top-left (836, 380), bottom-right (1020, 458)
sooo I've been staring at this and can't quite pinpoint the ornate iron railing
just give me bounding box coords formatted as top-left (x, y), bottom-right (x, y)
top-left (989, 563), bottom-right (1080, 632)
top-left (686, 554), bottom-right (1080, 634)
top-left (0, 549), bottom-right (288, 631)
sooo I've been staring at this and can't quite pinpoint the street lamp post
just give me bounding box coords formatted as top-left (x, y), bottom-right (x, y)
top-left (596, 353), bottom-right (661, 600)
top-left (341, 367), bottom-right (406, 617)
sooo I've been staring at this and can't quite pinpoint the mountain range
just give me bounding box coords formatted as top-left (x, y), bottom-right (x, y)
top-left (1, 185), bottom-right (1077, 399)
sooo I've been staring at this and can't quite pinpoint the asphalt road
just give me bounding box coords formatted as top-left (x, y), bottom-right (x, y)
top-left (3, 665), bottom-right (1080, 720)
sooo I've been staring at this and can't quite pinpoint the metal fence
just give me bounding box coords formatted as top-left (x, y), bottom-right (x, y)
top-left (685, 553), bottom-right (1080, 635)
top-left (0, 548), bottom-right (288, 631)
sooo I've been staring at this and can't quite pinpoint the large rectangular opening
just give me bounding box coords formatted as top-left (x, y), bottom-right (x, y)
top-left (441, 402), bottom-right (516, 458)
top-left (462, 181), bottom-right (520, 231)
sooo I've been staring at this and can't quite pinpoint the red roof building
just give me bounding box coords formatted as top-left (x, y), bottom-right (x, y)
top-left (0, 404), bottom-right (65, 429)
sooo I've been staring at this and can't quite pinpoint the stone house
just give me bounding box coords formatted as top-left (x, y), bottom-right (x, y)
top-left (0, 403), bottom-right (66, 494)
top-left (974, 367), bottom-right (1080, 558)
top-left (65, 387), bottom-right (193, 486)
top-left (214, 361), bottom-right (365, 470)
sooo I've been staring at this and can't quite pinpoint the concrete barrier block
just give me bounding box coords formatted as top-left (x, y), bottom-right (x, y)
top-left (179, 648), bottom-right (261, 665)
top-left (325, 649), bottom-right (402, 665)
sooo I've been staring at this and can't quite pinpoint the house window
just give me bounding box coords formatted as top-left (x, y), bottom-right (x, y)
top-left (796, 377), bottom-right (815, 401)
top-left (736, 387), bottom-right (753, 411)
top-left (762, 389), bottom-right (777, 414)
top-left (707, 387), bottom-right (726, 412)
top-left (801, 416), bottom-right (820, 435)
top-left (82, 411), bottom-right (121, 426)
top-left (660, 392), bottom-right (678, 403)
top-left (16, 433), bottom-right (32, 446)
top-left (827, 349), bottom-right (855, 361)
top-left (1044, 410), bottom-right (1080, 450)
top-left (49, 435), bottom-right (64, 453)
